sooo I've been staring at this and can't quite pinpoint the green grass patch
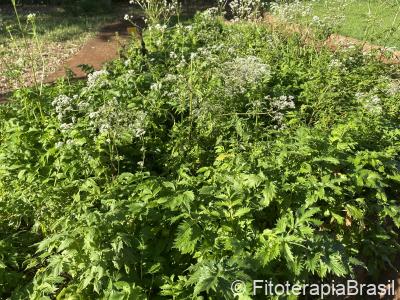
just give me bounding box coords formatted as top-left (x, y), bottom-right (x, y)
top-left (0, 10), bottom-right (121, 44)
top-left (309, 0), bottom-right (400, 48)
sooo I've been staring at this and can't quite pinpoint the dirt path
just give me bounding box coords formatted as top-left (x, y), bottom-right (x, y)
top-left (0, 20), bottom-right (131, 103)
top-left (46, 21), bottom-right (130, 81)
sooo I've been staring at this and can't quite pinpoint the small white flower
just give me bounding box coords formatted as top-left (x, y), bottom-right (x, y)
top-left (153, 23), bottom-right (167, 32)
top-left (221, 56), bottom-right (271, 94)
top-left (387, 80), bottom-right (400, 96)
top-left (164, 74), bottom-right (177, 82)
top-left (312, 15), bottom-right (320, 23)
top-left (87, 70), bottom-right (109, 88)
top-left (60, 123), bottom-right (73, 131)
top-left (134, 128), bottom-right (146, 138)
top-left (99, 123), bottom-right (111, 133)
top-left (357, 93), bottom-right (383, 115)
top-left (328, 59), bottom-right (343, 69)
top-left (150, 82), bottom-right (162, 91)
top-left (88, 112), bottom-right (98, 119)
top-left (27, 13), bottom-right (36, 22)
top-left (78, 101), bottom-right (89, 110)
top-left (190, 52), bottom-right (197, 60)
top-left (52, 95), bottom-right (74, 121)
top-left (124, 59), bottom-right (131, 67)
top-left (55, 142), bottom-right (64, 149)
top-left (270, 95), bottom-right (296, 110)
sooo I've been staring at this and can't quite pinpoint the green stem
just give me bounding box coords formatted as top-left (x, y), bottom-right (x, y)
top-left (11, 1), bottom-right (39, 91)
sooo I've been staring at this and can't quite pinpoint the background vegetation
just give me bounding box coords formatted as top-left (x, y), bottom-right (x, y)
top-left (1, 0), bottom-right (400, 299)
top-left (304, 0), bottom-right (400, 48)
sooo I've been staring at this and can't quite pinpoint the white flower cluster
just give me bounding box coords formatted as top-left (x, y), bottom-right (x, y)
top-left (216, 0), bottom-right (229, 15)
top-left (356, 92), bottom-right (383, 115)
top-left (149, 23), bottom-right (168, 33)
top-left (328, 58), bottom-right (344, 69)
top-left (365, 95), bottom-right (383, 115)
top-left (87, 70), bottom-right (109, 88)
top-left (150, 82), bottom-right (162, 91)
top-left (55, 141), bottom-right (64, 149)
top-left (270, 95), bottom-right (296, 110)
top-left (131, 110), bottom-right (147, 138)
top-left (27, 13), bottom-right (36, 22)
top-left (55, 138), bottom-right (78, 149)
top-left (201, 7), bottom-right (220, 19)
top-left (60, 122), bottom-right (74, 132)
top-left (264, 95), bottom-right (296, 128)
top-left (387, 80), bottom-right (400, 96)
top-left (221, 56), bottom-right (271, 94)
top-left (87, 97), bottom-right (147, 141)
top-left (131, 0), bottom-right (180, 24)
top-left (270, 0), bottom-right (312, 22)
top-left (157, 73), bottom-right (184, 99)
top-left (229, 0), bottom-right (265, 21)
top-left (311, 15), bottom-right (321, 26)
top-left (195, 44), bottom-right (235, 66)
top-left (124, 14), bottom-right (133, 21)
top-left (51, 94), bottom-right (81, 133)
top-left (52, 94), bottom-right (74, 122)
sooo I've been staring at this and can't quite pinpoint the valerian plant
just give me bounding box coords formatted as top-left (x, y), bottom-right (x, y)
top-left (0, 9), bottom-right (399, 300)
top-left (129, 0), bottom-right (181, 25)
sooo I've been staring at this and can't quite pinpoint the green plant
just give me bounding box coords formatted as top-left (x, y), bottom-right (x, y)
top-left (277, 0), bottom-right (400, 49)
top-left (5, 1), bottom-right (44, 93)
top-left (228, 0), bottom-right (266, 21)
top-left (130, 0), bottom-right (181, 24)
top-left (0, 5), bottom-right (120, 94)
top-left (0, 9), bottom-right (399, 300)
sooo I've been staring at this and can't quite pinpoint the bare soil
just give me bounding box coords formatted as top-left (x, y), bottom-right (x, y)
top-left (0, 20), bottom-right (131, 102)
top-left (46, 21), bottom-right (130, 81)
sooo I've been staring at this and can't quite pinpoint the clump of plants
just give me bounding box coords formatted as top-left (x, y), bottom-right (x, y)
top-left (129, 0), bottom-right (181, 24)
top-left (0, 1), bottom-right (46, 94)
top-left (0, 7), bottom-right (399, 300)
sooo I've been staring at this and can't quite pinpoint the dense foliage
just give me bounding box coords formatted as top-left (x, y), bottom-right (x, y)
top-left (1, 11), bottom-right (400, 299)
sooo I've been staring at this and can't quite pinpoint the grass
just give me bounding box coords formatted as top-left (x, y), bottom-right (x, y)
top-left (0, 5), bottom-right (126, 94)
top-left (308, 0), bottom-right (400, 48)
top-left (0, 10), bottom-right (119, 43)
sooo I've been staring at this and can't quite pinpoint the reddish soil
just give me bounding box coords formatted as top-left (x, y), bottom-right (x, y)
top-left (0, 20), bottom-right (132, 103)
top-left (45, 21), bottom-right (130, 81)
top-left (325, 34), bottom-right (400, 64)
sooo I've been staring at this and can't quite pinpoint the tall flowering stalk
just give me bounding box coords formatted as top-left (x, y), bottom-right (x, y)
top-left (7, 0), bottom-right (46, 96)
top-left (217, 0), bottom-right (229, 16)
top-left (229, 0), bottom-right (265, 21)
top-left (129, 0), bottom-right (180, 24)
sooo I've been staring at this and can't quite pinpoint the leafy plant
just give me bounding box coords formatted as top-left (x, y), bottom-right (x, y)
top-left (0, 8), bottom-right (399, 300)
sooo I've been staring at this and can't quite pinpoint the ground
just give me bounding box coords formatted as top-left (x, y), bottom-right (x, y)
top-left (0, 3), bottom-right (208, 99)
top-left (0, 4), bottom-right (129, 95)
top-left (307, 0), bottom-right (400, 49)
